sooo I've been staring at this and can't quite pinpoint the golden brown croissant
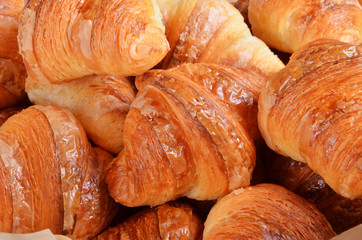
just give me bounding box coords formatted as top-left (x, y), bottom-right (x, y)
top-left (106, 63), bottom-right (266, 207)
top-left (0, 105), bottom-right (118, 239)
top-left (203, 184), bottom-right (336, 240)
top-left (18, 0), bottom-right (169, 83)
top-left (258, 39), bottom-right (362, 199)
top-left (248, 0), bottom-right (362, 53)
top-left (156, 0), bottom-right (284, 75)
top-left (0, 0), bottom-right (27, 109)
top-left (26, 75), bottom-right (136, 154)
top-left (267, 155), bottom-right (362, 234)
top-left (95, 202), bottom-right (203, 240)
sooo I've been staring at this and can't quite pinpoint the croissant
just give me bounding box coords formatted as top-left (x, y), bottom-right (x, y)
top-left (95, 202), bottom-right (203, 240)
top-left (0, 0), bottom-right (27, 109)
top-left (248, 0), bottom-right (362, 53)
top-left (258, 39), bottom-right (362, 199)
top-left (26, 75), bottom-right (136, 154)
top-left (106, 63), bottom-right (266, 207)
top-left (203, 184), bottom-right (336, 240)
top-left (267, 155), bottom-right (362, 234)
top-left (156, 0), bottom-right (284, 75)
top-left (0, 105), bottom-right (118, 239)
top-left (18, 0), bottom-right (169, 83)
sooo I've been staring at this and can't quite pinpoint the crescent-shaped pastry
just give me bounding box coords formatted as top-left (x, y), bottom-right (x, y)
top-left (106, 63), bottom-right (266, 207)
top-left (248, 0), bottom-right (362, 53)
top-left (203, 184), bottom-right (336, 240)
top-left (258, 39), bottom-right (362, 199)
top-left (95, 202), bottom-right (203, 240)
top-left (156, 0), bottom-right (284, 75)
top-left (18, 0), bottom-right (169, 83)
top-left (0, 106), bottom-right (117, 239)
top-left (26, 75), bottom-right (136, 154)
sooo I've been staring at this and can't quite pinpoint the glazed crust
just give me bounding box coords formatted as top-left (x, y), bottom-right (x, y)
top-left (249, 0), bottom-right (362, 53)
top-left (0, 106), bottom-right (117, 239)
top-left (203, 184), bottom-right (336, 240)
top-left (0, 107), bottom-right (63, 233)
top-left (106, 63), bottom-right (266, 207)
top-left (258, 39), bottom-right (362, 199)
top-left (18, 0), bottom-right (169, 83)
top-left (157, 0), bottom-right (284, 75)
top-left (94, 202), bottom-right (203, 240)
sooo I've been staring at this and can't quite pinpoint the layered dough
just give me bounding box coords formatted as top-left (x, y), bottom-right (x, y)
top-left (157, 0), bottom-right (284, 75)
top-left (249, 0), bottom-right (362, 53)
top-left (106, 63), bottom-right (266, 207)
top-left (95, 202), bottom-right (203, 240)
top-left (203, 184), bottom-right (336, 240)
top-left (0, 106), bottom-right (118, 239)
top-left (18, 0), bottom-right (169, 83)
top-left (26, 75), bottom-right (136, 154)
top-left (258, 39), bottom-right (362, 199)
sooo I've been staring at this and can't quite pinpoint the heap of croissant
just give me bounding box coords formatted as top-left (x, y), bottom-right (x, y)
top-left (0, 0), bottom-right (361, 239)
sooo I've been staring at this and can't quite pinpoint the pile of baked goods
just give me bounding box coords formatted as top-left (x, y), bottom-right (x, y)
top-left (0, 0), bottom-right (361, 239)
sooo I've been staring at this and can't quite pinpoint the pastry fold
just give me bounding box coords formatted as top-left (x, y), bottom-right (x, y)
top-left (106, 63), bottom-right (266, 207)
top-left (26, 75), bottom-right (136, 154)
top-left (0, 106), bottom-right (118, 239)
top-left (18, 0), bottom-right (169, 83)
top-left (203, 184), bottom-right (336, 240)
top-left (249, 0), bottom-right (362, 53)
top-left (156, 0), bottom-right (284, 75)
top-left (258, 39), bottom-right (362, 199)
top-left (95, 202), bottom-right (203, 240)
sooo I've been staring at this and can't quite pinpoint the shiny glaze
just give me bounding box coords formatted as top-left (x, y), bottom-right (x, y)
top-left (18, 0), bottom-right (169, 83)
top-left (106, 63), bottom-right (265, 207)
top-left (95, 202), bottom-right (203, 240)
top-left (203, 184), bottom-right (336, 240)
top-left (249, 0), bottom-right (362, 53)
top-left (0, 106), bottom-right (118, 239)
top-left (0, 108), bottom-right (63, 233)
top-left (157, 0), bottom-right (284, 75)
top-left (258, 39), bottom-right (362, 199)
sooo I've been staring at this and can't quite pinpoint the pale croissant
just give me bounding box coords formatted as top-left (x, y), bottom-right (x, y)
top-left (0, 0), bottom-right (27, 109)
top-left (106, 63), bottom-right (266, 207)
top-left (156, 0), bottom-right (284, 75)
top-left (26, 75), bottom-right (136, 154)
top-left (258, 39), bottom-right (362, 199)
top-left (203, 184), bottom-right (336, 240)
top-left (0, 105), bottom-right (118, 239)
top-left (95, 202), bottom-right (203, 240)
top-left (249, 0), bottom-right (362, 53)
